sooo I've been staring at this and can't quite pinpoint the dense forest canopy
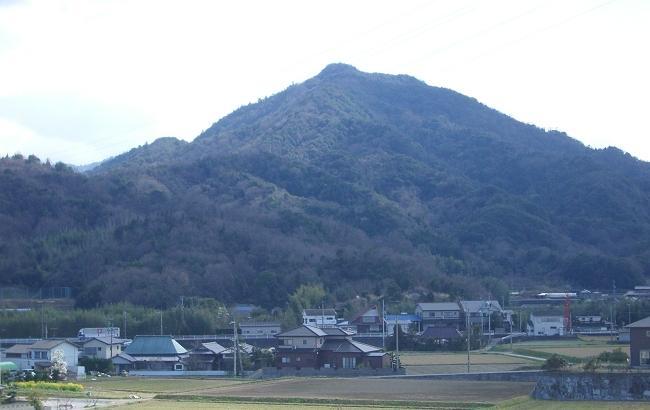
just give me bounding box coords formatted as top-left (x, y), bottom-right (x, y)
top-left (1, 64), bottom-right (649, 309)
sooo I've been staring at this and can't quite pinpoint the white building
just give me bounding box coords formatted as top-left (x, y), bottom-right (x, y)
top-left (302, 308), bottom-right (337, 327)
top-left (239, 321), bottom-right (281, 338)
top-left (3, 339), bottom-right (79, 371)
top-left (527, 313), bottom-right (565, 336)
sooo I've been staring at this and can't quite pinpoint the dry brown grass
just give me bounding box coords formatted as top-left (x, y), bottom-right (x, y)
top-left (400, 352), bottom-right (534, 366)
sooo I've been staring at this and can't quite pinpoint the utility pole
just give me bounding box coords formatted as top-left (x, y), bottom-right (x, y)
top-left (232, 320), bottom-right (238, 377)
top-left (160, 310), bottom-right (163, 336)
top-left (466, 306), bottom-right (470, 373)
top-left (123, 310), bottom-right (127, 339)
top-left (321, 301), bottom-right (325, 328)
top-left (382, 298), bottom-right (385, 350)
top-left (395, 316), bottom-right (399, 370)
top-left (109, 320), bottom-right (113, 362)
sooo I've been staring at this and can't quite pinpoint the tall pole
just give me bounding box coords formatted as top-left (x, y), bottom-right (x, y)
top-left (232, 321), bottom-right (237, 377)
top-left (466, 307), bottom-right (470, 373)
top-left (321, 302), bottom-right (325, 328)
top-left (395, 316), bottom-right (399, 369)
top-left (160, 310), bottom-right (163, 336)
top-left (123, 310), bottom-right (127, 339)
top-left (382, 298), bottom-right (385, 350)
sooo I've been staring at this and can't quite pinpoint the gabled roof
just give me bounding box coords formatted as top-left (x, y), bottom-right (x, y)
top-left (320, 327), bottom-right (354, 336)
top-left (201, 341), bottom-right (228, 355)
top-left (626, 316), bottom-right (650, 328)
top-left (5, 344), bottom-right (32, 354)
top-left (276, 325), bottom-right (327, 337)
top-left (459, 300), bottom-right (502, 313)
top-left (124, 335), bottom-right (187, 356)
top-left (303, 309), bottom-right (337, 316)
top-left (416, 302), bottom-right (460, 311)
top-left (112, 352), bottom-right (136, 363)
top-left (30, 339), bottom-right (73, 350)
top-left (321, 339), bottom-right (382, 354)
top-left (84, 337), bottom-right (128, 345)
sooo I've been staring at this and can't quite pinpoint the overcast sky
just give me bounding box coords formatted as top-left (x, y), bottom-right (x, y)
top-left (0, 0), bottom-right (648, 165)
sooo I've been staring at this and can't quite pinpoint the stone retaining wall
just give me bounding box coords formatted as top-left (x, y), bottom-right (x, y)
top-left (532, 372), bottom-right (650, 401)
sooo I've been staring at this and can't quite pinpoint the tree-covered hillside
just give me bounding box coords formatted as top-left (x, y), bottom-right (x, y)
top-left (1, 64), bottom-right (649, 308)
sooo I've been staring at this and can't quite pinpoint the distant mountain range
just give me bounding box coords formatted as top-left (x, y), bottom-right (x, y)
top-left (2, 64), bottom-right (648, 308)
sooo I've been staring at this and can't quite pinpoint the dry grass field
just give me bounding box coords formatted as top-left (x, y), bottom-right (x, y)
top-left (185, 377), bottom-right (535, 403)
top-left (400, 352), bottom-right (534, 366)
top-left (82, 377), bottom-right (251, 396)
top-left (531, 345), bottom-right (630, 358)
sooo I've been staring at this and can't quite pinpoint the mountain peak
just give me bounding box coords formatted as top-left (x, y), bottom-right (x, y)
top-left (317, 63), bottom-right (360, 79)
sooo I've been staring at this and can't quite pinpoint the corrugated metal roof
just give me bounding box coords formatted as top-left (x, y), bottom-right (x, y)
top-left (30, 339), bottom-right (73, 350)
top-left (417, 302), bottom-right (460, 311)
top-left (201, 342), bottom-right (227, 355)
top-left (384, 314), bottom-right (420, 323)
top-left (124, 336), bottom-right (187, 356)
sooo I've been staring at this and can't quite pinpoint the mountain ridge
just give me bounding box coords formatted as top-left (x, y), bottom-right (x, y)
top-left (1, 64), bottom-right (648, 308)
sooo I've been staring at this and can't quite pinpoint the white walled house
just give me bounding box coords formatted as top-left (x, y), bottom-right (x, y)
top-left (4, 340), bottom-right (79, 371)
top-left (80, 337), bottom-right (126, 359)
top-left (302, 309), bottom-right (337, 327)
top-left (527, 313), bottom-right (565, 336)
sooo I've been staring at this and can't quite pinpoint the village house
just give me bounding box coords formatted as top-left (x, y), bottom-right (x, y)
top-left (121, 335), bottom-right (188, 371)
top-left (76, 337), bottom-right (127, 359)
top-left (187, 341), bottom-right (228, 371)
top-left (626, 316), bottom-right (650, 367)
top-left (3, 339), bottom-right (79, 372)
top-left (302, 308), bottom-right (337, 328)
top-left (527, 313), bottom-right (565, 336)
top-left (350, 306), bottom-right (382, 333)
top-left (419, 326), bottom-right (463, 345)
top-left (415, 302), bottom-right (461, 329)
top-left (275, 325), bottom-right (389, 370)
top-left (384, 314), bottom-right (420, 335)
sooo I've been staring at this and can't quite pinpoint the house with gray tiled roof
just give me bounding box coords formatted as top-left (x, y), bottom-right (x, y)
top-left (275, 325), bottom-right (389, 370)
top-left (121, 335), bottom-right (188, 371)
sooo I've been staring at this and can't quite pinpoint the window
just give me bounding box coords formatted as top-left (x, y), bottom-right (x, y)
top-left (282, 357), bottom-right (290, 364)
top-left (284, 339), bottom-right (293, 345)
top-left (641, 350), bottom-right (650, 366)
top-left (646, 330), bottom-right (650, 337)
top-left (174, 364), bottom-right (183, 371)
top-left (342, 357), bottom-right (356, 369)
top-left (302, 339), bottom-right (307, 345)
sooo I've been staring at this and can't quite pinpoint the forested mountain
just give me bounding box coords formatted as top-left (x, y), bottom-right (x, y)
top-left (2, 64), bottom-right (649, 308)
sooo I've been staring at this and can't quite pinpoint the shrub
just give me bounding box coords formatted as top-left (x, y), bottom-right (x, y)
top-left (598, 348), bottom-right (629, 363)
top-left (583, 358), bottom-right (600, 372)
top-left (15, 381), bottom-right (83, 392)
top-left (542, 354), bottom-right (568, 371)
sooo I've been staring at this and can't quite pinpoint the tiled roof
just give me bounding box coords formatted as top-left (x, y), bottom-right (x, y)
top-left (421, 326), bottom-right (462, 339)
top-left (30, 339), bottom-right (71, 350)
top-left (460, 300), bottom-right (502, 313)
top-left (276, 325), bottom-right (327, 337)
top-left (124, 335), bottom-right (187, 356)
top-left (201, 342), bottom-right (227, 355)
top-left (5, 344), bottom-right (32, 354)
top-left (626, 316), bottom-right (650, 328)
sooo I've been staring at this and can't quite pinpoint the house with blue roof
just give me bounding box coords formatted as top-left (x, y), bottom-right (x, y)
top-left (119, 335), bottom-right (189, 371)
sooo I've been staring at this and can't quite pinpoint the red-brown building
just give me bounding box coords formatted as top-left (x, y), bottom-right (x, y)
top-left (627, 316), bottom-right (650, 367)
top-left (275, 325), bottom-right (389, 369)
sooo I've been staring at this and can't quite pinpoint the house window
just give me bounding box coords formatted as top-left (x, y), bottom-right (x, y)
top-left (646, 330), bottom-right (650, 337)
top-left (174, 364), bottom-right (183, 371)
top-left (641, 350), bottom-right (650, 366)
top-left (302, 339), bottom-right (307, 345)
top-left (282, 357), bottom-right (290, 364)
top-left (284, 339), bottom-right (293, 345)
top-left (342, 357), bottom-right (356, 369)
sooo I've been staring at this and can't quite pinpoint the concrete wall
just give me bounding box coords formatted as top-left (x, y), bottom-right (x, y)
top-left (532, 373), bottom-right (650, 401)
top-left (257, 366), bottom-right (405, 378)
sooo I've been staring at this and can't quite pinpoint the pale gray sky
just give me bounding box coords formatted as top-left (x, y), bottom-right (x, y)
top-left (0, 0), bottom-right (648, 165)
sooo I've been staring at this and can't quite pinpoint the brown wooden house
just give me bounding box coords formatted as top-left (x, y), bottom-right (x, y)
top-left (275, 325), bottom-right (389, 370)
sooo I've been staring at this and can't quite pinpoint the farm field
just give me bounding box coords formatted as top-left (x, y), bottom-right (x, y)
top-left (493, 338), bottom-right (630, 361)
top-left (182, 377), bottom-right (535, 403)
top-left (400, 351), bottom-right (538, 375)
top-left (81, 377), bottom-right (252, 396)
